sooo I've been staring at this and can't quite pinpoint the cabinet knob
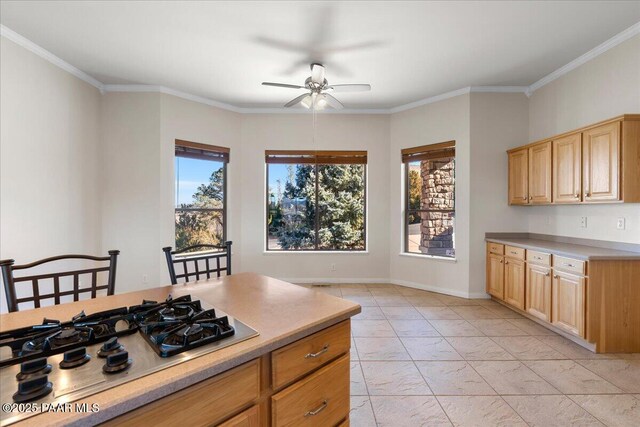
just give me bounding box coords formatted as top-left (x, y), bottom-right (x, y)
top-left (505, 261), bottom-right (509, 265)
top-left (545, 272), bottom-right (550, 277)
top-left (529, 196), bottom-right (533, 200)
top-left (575, 194), bottom-right (580, 198)
top-left (553, 275), bottom-right (559, 279)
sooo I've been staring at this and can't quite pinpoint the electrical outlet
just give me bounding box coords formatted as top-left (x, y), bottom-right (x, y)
top-left (580, 217), bottom-right (587, 228)
top-left (142, 274), bottom-right (148, 284)
top-left (546, 216), bottom-right (552, 225)
top-left (616, 217), bottom-right (626, 230)
top-left (330, 263), bottom-right (336, 272)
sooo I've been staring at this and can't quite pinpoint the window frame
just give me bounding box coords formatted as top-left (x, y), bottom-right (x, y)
top-left (265, 150), bottom-right (368, 252)
top-left (402, 142), bottom-right (456, 258)
top-left (174, 139), bottom-right (229, 249)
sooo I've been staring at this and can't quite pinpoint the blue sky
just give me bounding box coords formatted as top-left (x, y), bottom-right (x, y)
top-left (175, 159), bottom-right (297, 206)
top-left (175, 157), bottom-right (224, 206)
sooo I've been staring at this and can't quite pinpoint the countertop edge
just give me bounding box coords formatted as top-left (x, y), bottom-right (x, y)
top-left (64, 306), bottom-right (360, 427)
top-left (485, 238), bottom-right (640, 261)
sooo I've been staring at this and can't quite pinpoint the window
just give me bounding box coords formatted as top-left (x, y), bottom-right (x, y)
top-left (174, 139), bottom-right (229, 251)
top-left (402, 141), bottom-right (455, 258)
top-left (266, 150), bottom-right (367, 251)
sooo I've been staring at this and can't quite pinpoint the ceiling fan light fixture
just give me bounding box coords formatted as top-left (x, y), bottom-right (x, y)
top-left (315, 94), bottom-right (328, 110)
top-left (300, 94), bottom-right (314, 109)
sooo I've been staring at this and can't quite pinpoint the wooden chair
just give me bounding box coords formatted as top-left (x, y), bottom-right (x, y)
top-left (0, 250), bottom-right (120, 313)
top-left (163, 241), bottom-right (232, 285)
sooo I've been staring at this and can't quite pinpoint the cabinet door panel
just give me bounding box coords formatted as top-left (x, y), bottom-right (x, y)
top-left (553, 133), bottom-right (582, 203)
top-left (552, 272), bottom-right (586, 337)
top-left (504, 259), bottom-right (525, 310)
top-left (583, 122), bottom-right (620, 202)
top-left (526, 265), bottom-right (551, 322)
top-left (508, 149), bottom-right (528, 205)
top-left (529, 142), bottom-right (552, 204)
top-left (487, 253), bottom-right (504, 300)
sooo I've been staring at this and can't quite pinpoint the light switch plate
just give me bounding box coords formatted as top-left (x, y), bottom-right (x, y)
top-left (616, 217), bottom-right (626, 230)
top-left (580, 217), bottom-right (587, 228)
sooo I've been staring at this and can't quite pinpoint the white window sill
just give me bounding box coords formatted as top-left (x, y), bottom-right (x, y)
top-left (399, 252), bottom-right (457, 262)
top-left (263, 250), bottom-right (369, 255)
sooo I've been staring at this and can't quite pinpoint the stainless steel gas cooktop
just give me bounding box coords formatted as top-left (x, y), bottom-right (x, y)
top-left (0, 295), bottom-right (259, 426)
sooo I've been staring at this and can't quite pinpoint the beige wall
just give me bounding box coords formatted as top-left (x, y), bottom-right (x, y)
top-left (239, 114), bottom-right (391, 282)
top-left (0, 37), bottom-right (102, 313)
top-left (100, 92), bottom-right (163, 292)
top-left (388, 94), bottom-right (473, 297)
top-left (527, 35), bottom-right (640, 243)
top-left (469, 93), bottom-right (529, 295)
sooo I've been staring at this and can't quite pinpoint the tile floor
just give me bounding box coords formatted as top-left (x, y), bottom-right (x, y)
top-left (297, 283), bottom-right (640, 427)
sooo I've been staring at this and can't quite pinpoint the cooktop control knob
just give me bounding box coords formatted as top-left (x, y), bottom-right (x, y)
top-left (13, 374), bottom-right (53, 402)
top-left (16, 357), bottom-right (52, 381)
top-left (98, 337), bottom-right (124, 358)
top-left (59, 347), bottom-right (91, 369)
top-left (103, 350), bottom-right (132, 374)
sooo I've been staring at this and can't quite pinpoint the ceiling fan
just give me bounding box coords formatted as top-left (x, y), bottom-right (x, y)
top-left (262, 63), bottom-right (371, 110)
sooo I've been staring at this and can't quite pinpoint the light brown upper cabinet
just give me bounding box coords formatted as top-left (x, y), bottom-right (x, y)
top-left (508, 148), bottom-right (528, 205)
top-left (508, 115), bottom-right (640, 205)
top-left (553, 133), bottom-right (582, 203)
top-left (528, 141), bottom-right (552, 204)
top-left (583, 122), bottom-right (620, 202)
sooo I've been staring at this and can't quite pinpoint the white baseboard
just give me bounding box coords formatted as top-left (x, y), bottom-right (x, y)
top-left (277, 276), bottom-right (490, 299)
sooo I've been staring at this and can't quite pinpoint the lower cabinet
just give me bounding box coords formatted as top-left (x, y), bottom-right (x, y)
top-left (552, 271), bottom-right (586, 338)
top-left (504, 258), bottom-right (525, 310)
top-left (103, 321), bottom-right (351, 427)
top-left (526, 264), bottom-right (552, 322)
top-left (272, 354), bottom-right (350, 427)
top-left (486, 253), bottom-right (504, 299)
top-left (218, 406), bottom-right (260, 427)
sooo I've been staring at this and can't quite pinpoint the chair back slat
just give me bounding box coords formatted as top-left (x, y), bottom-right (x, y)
top-left (1, 250), bottom-right (120, 312)
top-left (163, 242), bottom-right (232, 285)
top-left (31, 279), bottom-right (40, 309)
top-left (73, 274), bottom-right (80, 302)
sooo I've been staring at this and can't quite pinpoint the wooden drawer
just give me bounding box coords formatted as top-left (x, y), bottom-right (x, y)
top-left (526, 250), bottom-right (551, 266)
top-left (505, 245), bottom-right (525, 260)
top-left (272, 320), bottom-right (350, 390)
top-left (553, 256), bottom-right (586, 276)
top-left (104, 359), bottom-right (260, 427)
top-left (218, 405), bottom-right (260, 427)
top-left (272, 354), bottom-right (350, 427)
top-left (487, 242), bottom-right (504, 255)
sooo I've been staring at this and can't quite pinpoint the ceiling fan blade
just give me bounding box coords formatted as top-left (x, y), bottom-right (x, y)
top-left (284, 93), bottom-right (311, 108)
top-left (324, 94), bottom-right (344, 110)
top-left (310, 63), bottom-right (325, 84)
top-left (262, 82), bottom-right (305, 89)
top-left (328, 84), bottom-right (371, 92)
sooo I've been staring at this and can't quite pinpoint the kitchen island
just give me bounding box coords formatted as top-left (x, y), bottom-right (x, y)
top-left (0, 273), bottom-right (360, 426)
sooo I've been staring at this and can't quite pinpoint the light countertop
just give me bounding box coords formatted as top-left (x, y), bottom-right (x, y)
top-left (485, 237), bottom-right (640, 260)
top-left (0, 273), bottom-right (360, 426)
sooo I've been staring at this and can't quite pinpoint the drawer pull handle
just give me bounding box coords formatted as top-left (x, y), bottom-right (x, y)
top-left (305, 345), bottom-right (329, 359)
top-left (564, 263), bottom-right (575, 267)
top-left (534, 256), bottom-right (542, 260)
top-left (305, 400), bottom-right (328, 417)
top-left (511, 251), bottom-right (518, 255)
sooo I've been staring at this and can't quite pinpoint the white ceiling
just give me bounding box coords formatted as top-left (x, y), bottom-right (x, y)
top-left (1, 1), bottom-right (639, 109)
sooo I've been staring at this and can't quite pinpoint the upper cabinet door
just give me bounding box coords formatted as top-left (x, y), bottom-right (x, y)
top-left (508, 149), bottom-right (528, 205)
top-left (583, 122), bottom-right (620, 202)
top-left (553, 133), bottom-right (582, 203)
top-left (528, 141), bottom-right (552, 204)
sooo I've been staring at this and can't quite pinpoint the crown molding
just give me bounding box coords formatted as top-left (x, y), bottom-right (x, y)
top-left (0, 24), bottom-right (104, 92)
top-left (3, 21), bottom-right (638, 113)
top-left (102, 84), bottom-right (245, 113)
top-left (528, 21), bottom-right (640, 95)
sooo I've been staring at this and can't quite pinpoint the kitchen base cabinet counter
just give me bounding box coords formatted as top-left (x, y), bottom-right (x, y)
top-left (0, 273), bottom-right (360, 427)
top-left (485, 234), bottom-right (640, 353)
